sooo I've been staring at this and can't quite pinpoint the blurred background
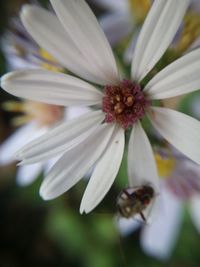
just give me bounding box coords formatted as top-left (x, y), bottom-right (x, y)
top-left (0, 0), bottom-right (200, 266)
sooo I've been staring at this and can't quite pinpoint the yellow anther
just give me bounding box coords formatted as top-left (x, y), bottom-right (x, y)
top-left (115, 95), bottom-right (121, 102)
top-left (2, 101), bottom-right (24, 112)
top-left (39, 48), bottom-right (63, 72)
top-left (176, 11), bottom-right (200, 53)
top-left (114, 103), bottom-right (124, 114)
top-left (125, 95), bottom-right (134, 106)
top-left (155, 153), bottom-right (176, 178)
top-left (128, 0), bottom-right (151, 23)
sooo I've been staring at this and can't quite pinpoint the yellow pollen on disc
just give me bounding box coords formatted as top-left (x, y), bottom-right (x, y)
top-left (128, 0), bottom-right (151, 23)
top-left (114, 102), bottom-right (124, 114)
top-left (115, 95), bottom-right (121, 102)
top-left (155, 153), bottom-right (176, 178)
top-left (175, 11), bottom-right (200, 53)
top-left (39, 48), bottom-right (63, 72)
top-left (125, 95), bottom-right (134, 106)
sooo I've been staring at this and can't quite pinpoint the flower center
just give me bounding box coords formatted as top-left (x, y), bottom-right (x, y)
top-left (102, 80), bottom-right (150, 129)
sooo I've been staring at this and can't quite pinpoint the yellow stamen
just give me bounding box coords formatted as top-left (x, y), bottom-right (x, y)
top-left (23, 101), bottom-right (63, 126)
top-left (11, 115), bottom-right (33, 127)
top-left (39, 48), bottom-right (63, 72)
top-left (2, 101), bottom-right (25, 112)
top-left (175, 12), bottom-right (200, 53)
top-left (128, 0), bottom-right (151, 23)
top-left (155, 153), bottom-right (176, 178)
top-left (3, 100), bottom-right (63, 127)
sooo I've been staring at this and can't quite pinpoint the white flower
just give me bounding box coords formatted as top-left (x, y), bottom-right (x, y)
top-left (1, 7), bottom-right (63, 71)
top-left (1, 0), bottom-right (200, 215)
top-left (117, 149), bottom-right (200, 260)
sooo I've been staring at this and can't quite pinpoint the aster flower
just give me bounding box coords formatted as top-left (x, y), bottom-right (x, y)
top-left (0, 100), bottom-right (64, 185)
top-left (1, 7), bottom-right (63, 71)
top-left (1, 0), bottom-right (200, 215)
top-left (118, 148), bottom-right (200, 260)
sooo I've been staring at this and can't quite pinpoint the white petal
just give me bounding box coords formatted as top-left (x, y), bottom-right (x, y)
top-left (127, 122), bottom-right (160, 223)
top-left (1, 69), bottom-right (103, 106)
top-left (0, 122), bottom-right (46, 165)
top-left (144, 48), bottom-right (200, 99)
top-left (80, 127), bottom-right (125, 213)
top-left (189, 195), bottom-right (200, 233)
top-left (50, 0), bottom-right (119, 84)
top-left (40, 123), bottom-right (115, 200)
top-left (44, 156), bottom-right (60, 175)
top-left (20, 5), bottom-right (116, 85)
top-left (16, 163), bottom-right (43, 186)
top-left (131, 0), bottom-right (190, 82)
top-left (141, 184), bottom-right (183, 260)
top-left (99, 12), bottom-right (133, 46)
top-left (17, 110), bottom-right (104, 164)
top-left (66, 106), bottom-right (91, 120)
top-left (149, 107), bottom-right (200, 164)
top-left (116, 217), bottom-right (141, 236)
top-left (128, 122), bottom-right (159, 192)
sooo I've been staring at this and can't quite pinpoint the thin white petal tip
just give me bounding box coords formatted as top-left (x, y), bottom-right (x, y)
top-left (79, 204), bottom-right (91, 214)
top-left (39, 186), bottom-right (52, 201)
top-left (79, 208), bottom-right (84, 215)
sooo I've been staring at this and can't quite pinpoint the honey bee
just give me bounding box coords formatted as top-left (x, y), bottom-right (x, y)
top-left (116, 185), bottom-right (155, 222)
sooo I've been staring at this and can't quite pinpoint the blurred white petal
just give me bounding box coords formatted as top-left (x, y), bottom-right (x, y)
top-left (80, 127), bottom-right (124, 213)
top-left (116, 217), bottom-right (141, 236)
top-left (50, 0), bottom-right (119, 85)
top-left (145, 49), bottom-right (200, 99)
top-left (131, 0), bottom-right (190, 82)
top-left (16, 163), bottom-right (43, 186)
top-left (141, 185), bottom-right (183, 261)
top-left (40, 123), bottom-right (115, 201)
top-left (17, 111), bottom-right (104, 164)
top-left (66, 106), bottom-right (91, 120)
top-left (149, 107), bottom-right (200, 164)
top-left (0, 122), bottom-right (46, 165)
top-left (1, 69), bottom-right (103, 106)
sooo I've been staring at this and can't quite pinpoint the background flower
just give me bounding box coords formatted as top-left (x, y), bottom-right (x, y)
top-left (117, 148), bottom-right (200, 261)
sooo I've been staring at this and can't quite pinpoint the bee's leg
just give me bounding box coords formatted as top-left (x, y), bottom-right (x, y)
top-left (140, 212), bottom-right (146, 222)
